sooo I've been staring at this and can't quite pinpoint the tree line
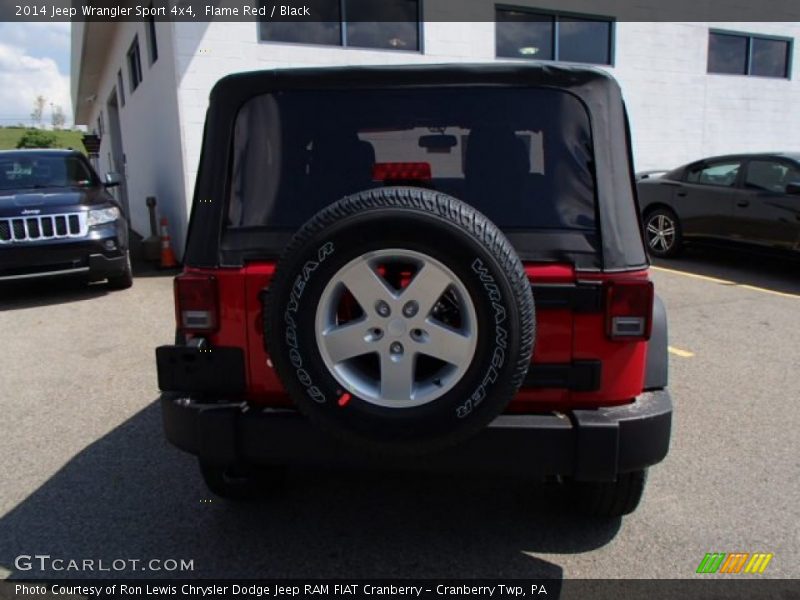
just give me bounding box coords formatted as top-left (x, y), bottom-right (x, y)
top-left (30, 95), bottom-right (66, 130)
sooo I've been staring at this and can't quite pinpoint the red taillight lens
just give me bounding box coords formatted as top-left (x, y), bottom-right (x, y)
top-left (605, 280), bottom-right (654, 340)
top-left (372, 162), bottom-right (432, 182)
top-left (174, 274), bottom-right (218, 333)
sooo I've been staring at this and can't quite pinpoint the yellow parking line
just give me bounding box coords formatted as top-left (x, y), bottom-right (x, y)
top-left (737, 284), bottom-right (800, 300)
top-left (668, 346), bottom-right (695, 358)
top-left (650, 266), bottom-right (734, 285)
top-left (651, 266), bottom-right (800, 299)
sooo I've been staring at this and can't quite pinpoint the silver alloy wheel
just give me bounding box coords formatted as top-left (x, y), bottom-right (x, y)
top-left (646, 213), bottom-right (676, 253)
top-left (315, 249), bottom-right (478, 408)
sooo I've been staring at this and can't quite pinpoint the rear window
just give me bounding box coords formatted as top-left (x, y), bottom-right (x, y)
top-left (227, 87), bottom-right (596, 231)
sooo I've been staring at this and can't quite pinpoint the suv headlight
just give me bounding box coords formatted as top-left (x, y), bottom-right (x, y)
top-left (87, 207), bottom-right (121, 226)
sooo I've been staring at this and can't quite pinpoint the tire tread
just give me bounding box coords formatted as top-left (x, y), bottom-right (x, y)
top-left (263, 186), bottom-right (535, 452)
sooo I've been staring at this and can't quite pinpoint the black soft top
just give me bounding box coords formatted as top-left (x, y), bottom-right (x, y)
top-left (186, 63), bottom-right (647, 271)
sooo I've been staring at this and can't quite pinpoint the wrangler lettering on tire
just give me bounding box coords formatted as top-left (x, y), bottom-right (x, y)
top-left (263, 187), bottom-right (535, 454)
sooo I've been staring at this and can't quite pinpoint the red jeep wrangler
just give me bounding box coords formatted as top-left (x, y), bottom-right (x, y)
top-left (157, 64), bottom-right (672, 517)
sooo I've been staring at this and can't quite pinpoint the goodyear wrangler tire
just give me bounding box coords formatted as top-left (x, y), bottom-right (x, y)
top-left (263, 187), bottom-right (535, 454)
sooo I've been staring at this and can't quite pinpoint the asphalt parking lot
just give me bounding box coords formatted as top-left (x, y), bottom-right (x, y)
top-left (0, 247), bottom-right (798, 581)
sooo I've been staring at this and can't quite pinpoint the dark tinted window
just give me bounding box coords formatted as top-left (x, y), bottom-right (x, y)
top-left (345, 0), bottom-right (419, 50)
top-left (259, 0), bottom-right (341, 45)
top-left (745, 160), bottom-right (800, 193)
top-left (496, 8), bottom-right (612, 65)
top-left (558, 18), bottom-right (612, 64)
top-left (0, 155), bottom-right (95, 191)
top-left (496, 11), bottom-right (554, 60)
top-left (708, 31), bottom-right (792, 78)
top-left (127, 36), bottom-right (143, 91)
top-left (708, 33), bottom-right (747, 74)
top-left (686, 161), bottom-right (741, 187)
top-left (227, 88), bottom-right (596, 232)
top-left (259, 0), bottom-right (418, 51)
top-left (146, 5), bottom-right (159, 64)
top-left (751, 37), bottom-right (790, 77)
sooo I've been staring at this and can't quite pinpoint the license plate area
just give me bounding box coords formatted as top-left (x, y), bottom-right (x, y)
top-left (156, 346), bottom-right (246, 395)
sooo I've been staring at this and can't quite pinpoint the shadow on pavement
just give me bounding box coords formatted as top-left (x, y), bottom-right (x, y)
top-left (653, 245), bottom-right (800, 296)
top-left (0, 402), bottom-right (621, 580)
top-left (0, 277), bottom-right (110, 311)
top-left (131, 262), bottom-right (180, 279)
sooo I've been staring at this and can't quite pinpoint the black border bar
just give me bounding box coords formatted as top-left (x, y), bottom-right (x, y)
top-left (2, 579), bottom-right (797, 600)
top-left (3, 0), bottom-right (800, 22)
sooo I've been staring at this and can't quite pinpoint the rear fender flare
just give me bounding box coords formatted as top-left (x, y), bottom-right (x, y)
top-left (644, 295), bottom-right (668, 390)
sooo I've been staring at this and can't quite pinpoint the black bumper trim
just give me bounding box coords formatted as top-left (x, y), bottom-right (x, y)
top-left (0, 253), bottom-right (126, 282)
top-left (156, 346), bottom-right (246, 395)
top-left (160, 389), bottom-right (671, 481)
top-left (87, 253), bottom-right (127, 280)
top-left (531, 281), bottom-right (604, 312)
top-left (524, 360), bottom-right (602, 392)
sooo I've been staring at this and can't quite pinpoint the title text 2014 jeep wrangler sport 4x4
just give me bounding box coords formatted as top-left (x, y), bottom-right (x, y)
top-left (157, 64), bottom-right (672, 517)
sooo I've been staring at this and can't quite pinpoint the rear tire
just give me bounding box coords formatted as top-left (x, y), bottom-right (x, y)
top-left (263, 187), bottom-right (535, 455)
top-left (107, 250), bottom-right (133, 290)
top-left (644, 208), bottom-right (682, 258)
top-left (566, 469), bottom-right (648, 517)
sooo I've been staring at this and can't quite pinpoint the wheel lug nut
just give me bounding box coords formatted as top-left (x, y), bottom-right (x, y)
top-left (402, 301), bottom-right (419, 318)
top-left (390, 342), bottom-right (404, 355)
top-left (376, 301), bottom-right (391, 317)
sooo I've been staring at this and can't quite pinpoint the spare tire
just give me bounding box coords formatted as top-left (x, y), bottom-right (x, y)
top-left (263, 187), bottom-right (535, 454)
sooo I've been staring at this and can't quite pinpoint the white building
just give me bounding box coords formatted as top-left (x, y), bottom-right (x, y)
top-left (71, 2), bottom-right (800, 257)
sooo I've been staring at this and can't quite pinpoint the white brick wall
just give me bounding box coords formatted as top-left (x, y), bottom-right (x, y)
top-left (609, 21), bottom-right (800, 170)
top-left (78, 21), bottom-right (188, 252)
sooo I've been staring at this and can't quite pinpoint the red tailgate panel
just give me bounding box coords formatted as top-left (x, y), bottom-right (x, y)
top-left (194, 262), bottom-right (649, 411)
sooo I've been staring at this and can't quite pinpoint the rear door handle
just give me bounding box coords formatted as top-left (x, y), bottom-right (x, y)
top-left (737, 201), bottom-right (750, 208)
top-left (676, 191), bottom-right (688, 197)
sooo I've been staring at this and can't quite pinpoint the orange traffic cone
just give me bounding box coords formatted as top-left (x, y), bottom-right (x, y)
top-left (159, 216), bottom-right (178, 268)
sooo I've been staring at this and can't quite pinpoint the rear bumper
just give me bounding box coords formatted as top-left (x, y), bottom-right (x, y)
top-left (160, 389), bottom-right (671, 482)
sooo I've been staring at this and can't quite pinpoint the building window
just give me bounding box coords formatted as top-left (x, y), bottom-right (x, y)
top-left (96, 111), bottom-right (105, 137)
top-left (146, 5), bottom-right (159, 64)
top-left (117, 70), bottom-right (125, 107)
top-left (708, 30), bottom-right (792, 78)
top-left (496, 7), bottom-right (613, 65)
top-left (258, 0), bottom-right (420, 52)
top-left (127, 36), bottom-right (143, 92)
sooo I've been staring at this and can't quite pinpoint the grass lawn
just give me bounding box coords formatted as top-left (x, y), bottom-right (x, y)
top-left (0, 127), bottom-right (86, 153)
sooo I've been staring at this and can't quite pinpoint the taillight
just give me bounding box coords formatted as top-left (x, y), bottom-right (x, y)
top-left (372, 162), bottom-right (432, 182)
top-left (174, 274), bottom-right (218, 333)
top-left (605, 280), bottom-right (654, 341)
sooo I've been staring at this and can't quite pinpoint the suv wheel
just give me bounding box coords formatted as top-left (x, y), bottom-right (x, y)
top-left (107, 250), bottom-right (133, 290)
top-left (263, 187), bottom-right (535, 455)
top-left (565, 469), bottom-right (648, 517)
top-left (644, 208), bottom-right (682, 258)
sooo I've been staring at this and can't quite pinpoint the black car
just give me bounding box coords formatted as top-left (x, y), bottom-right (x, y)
top-left (637, 153), bottom-right (800, 258)
top-left (0, 149), bottom-right (132, 288)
